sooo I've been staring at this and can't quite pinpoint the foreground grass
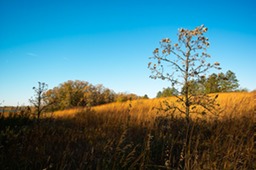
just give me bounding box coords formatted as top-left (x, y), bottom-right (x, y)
top-left (0, 92), bottom-right (255, 169)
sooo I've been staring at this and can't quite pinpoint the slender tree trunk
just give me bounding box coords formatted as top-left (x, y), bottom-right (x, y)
top-left (185, 38), bottom-right (191, 124)
top-left (38, 90), bottom-right (41, 120)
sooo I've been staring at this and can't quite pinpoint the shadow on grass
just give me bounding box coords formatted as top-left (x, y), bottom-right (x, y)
top-left (0, 109), bottom-right (254, 169)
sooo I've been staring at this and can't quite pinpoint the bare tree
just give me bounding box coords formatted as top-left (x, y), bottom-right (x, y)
top-left (29, 82), bottom-right (48, 120)
top-left (148, 25), bottom-right (221, 123)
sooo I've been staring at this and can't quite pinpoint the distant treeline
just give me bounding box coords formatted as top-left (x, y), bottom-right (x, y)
top-left (0, 107), bottom-right (16, 114)
top-left (0, 106), bottom-right (31, 115)
top-left (44, 80), bottom-right (147, 112)
top-left (157, 70), bottom-right (246, 98)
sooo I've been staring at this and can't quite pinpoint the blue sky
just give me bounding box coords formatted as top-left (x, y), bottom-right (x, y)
top-left (0, 0), bottom-right (256, 106)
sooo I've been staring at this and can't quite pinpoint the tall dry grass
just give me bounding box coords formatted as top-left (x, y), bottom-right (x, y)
top-left (52, 92), bottom-right (254, 125)
top-left (0, 92), bottom-right (255, 169)
top-left (54, 91), bottom-right (253, 112)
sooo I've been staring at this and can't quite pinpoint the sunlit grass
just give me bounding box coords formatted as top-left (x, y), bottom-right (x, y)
top-left (1, 92), bottom-right (255, 169)
top-left (53, 92), bottom-right (255, 121)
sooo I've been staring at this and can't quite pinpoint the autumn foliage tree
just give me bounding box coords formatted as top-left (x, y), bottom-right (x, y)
top-left (43, 80), bottom-right (113, 110)
top-left (148, 25), bottom-right (221, 123)
top-left (43, 80), bottom-right (141, 111)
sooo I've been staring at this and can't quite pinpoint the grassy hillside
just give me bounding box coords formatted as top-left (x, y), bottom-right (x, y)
top-left (0, 92), bottom-right (255, 169)
top-left (53, 92), bottom-right (255, 121)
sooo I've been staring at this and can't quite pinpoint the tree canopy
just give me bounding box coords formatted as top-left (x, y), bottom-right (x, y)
top-left (43, 80), bottom-right (142, 111)
top-left (181, 70), bottom-right (239, 94)
top-left (156, 87), bottom-right (179, 98)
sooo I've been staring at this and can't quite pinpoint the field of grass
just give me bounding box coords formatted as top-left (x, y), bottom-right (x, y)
top-left (0, 92), bottom-right (255, 169)
top-left (53, 92), bottom-right (255, 123)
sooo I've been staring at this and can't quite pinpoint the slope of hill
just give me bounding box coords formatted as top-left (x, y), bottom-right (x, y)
top-left (1, 92), bottom-right (254, 169)
top-left (53, 92), bottom-right (255, 121)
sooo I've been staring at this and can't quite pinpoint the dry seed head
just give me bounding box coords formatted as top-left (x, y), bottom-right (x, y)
top-left (154, 48), bottom-right (159, 53)
top-left (161, 38), bottom-right (170, 43)
top-left (214, 62), bottom-right (220, 66)
top-left (203, 27), bottom-right (208, 32)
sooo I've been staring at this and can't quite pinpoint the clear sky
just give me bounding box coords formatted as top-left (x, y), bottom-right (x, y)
top-left (0, 0), bottom-right (256, 106)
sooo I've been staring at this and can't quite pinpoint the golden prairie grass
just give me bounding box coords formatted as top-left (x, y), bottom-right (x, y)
top-left (215, 92), bottom-right (255, 117)
top-left (51, 107), bottom-right (85, 118)
top-left (1, 92), bottom-right (254, 169)
top-left (53, 92), bottom-right (255, 122)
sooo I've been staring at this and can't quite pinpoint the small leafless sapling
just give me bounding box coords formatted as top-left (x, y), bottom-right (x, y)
top-left (148, 25), bottom-right (221, 123)
top-left (29, 82), bottom-right (49, 120)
